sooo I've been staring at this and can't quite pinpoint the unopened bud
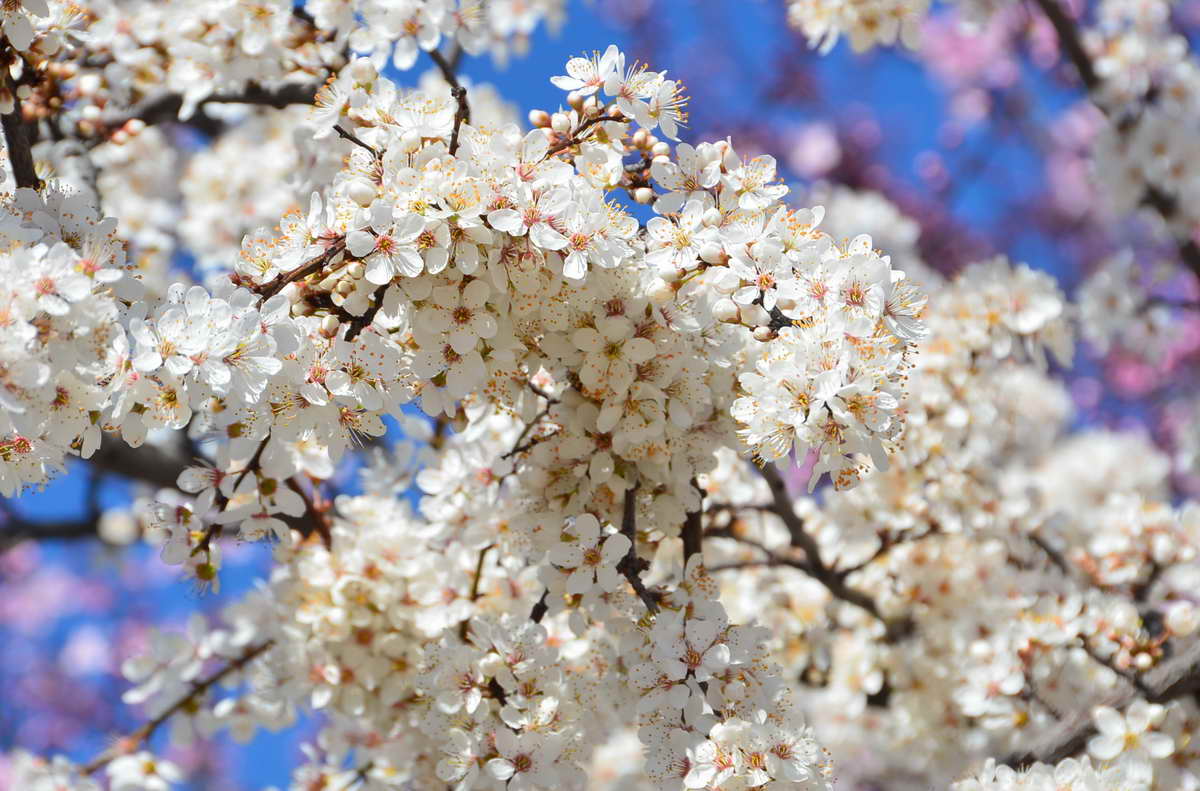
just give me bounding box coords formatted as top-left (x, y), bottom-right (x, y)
top-left (699, 242), bottom-right (726, 264)
top-left (583, 97), bottom-right (601, 116)
top-left (349, 57), bottom-right (376, 83)
top-left (633, 187), bottom-right (655, 205)
top-left (752, 326), bottom-right (775, 342)
top-left (651, 141), bottom-right (670, 157)
top-left (742, 303), bottom-right (770, 327)
top-left (550, 112), bottom-right (571, 134)
top-left (607, 104), bottom-right (625, 119)
top-left (346, 178), bottom-right (376, 208)
top-left (335, 278), bottom-right (355, 297)
top-left (1168, 602), bottom-right (1198, 636)
top-left (401, 130), bottom-right (421, 152)
top-left (528, 109), bottom-right (552, 128)
top-left (647, 279), bottom-right (675, 305)
top-left (701, 208), bottom-right (722, 228)
top-left (126, 118), bottom-right (146, 135)
top-left (632, 129), bottom-right (649, 149)
top-left (657, 261), bottom-right (682, 282)
top-left (567, 91), bottom-right (584, 111)
top-left (319, 314), bottom-right (340, 338)
top-left (712, 298), bottom-right (740, 323)
top-left (347, 262), bottom-right (365, 280)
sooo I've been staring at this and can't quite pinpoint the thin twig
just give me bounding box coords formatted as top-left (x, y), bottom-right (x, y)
top-left (344, 283), bottom-right (388, 342)
top-left (616, 481), bottom-right (659, 614)
top-left (682, 478), bottom-right (704, 565)
top-left (81, 641), bottom-right (273, 774)
top-left (334, 124), bottom-right (379, 159)
top-left (256, 237), bottom-right (347, 301)
top-left (428, 48), bottom-right (470, 156)
top-left (1028, 0), bottom-right (1200, 276)
top-left (755, 463), bottom-right (913, 640)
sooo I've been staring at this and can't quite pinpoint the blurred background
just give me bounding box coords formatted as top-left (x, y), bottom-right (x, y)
top-left (5, 0), bottom-right (1200, 786)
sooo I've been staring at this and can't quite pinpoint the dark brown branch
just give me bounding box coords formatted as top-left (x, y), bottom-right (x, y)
top-left (344, 283), bottom-right (388, 342)
top-left (530, 591), bottom-right (549, 623)
top-left (93, 82), bottom-right (321, 139)
top-left (682, 478), bottom-right (704, 565)
top-left (255, 237), bottom-right (346, 301)
top-left (616, 481), bottom-right (659, 614)
top-left (1003, 640), bottom-right (1200, 767)
top-left (1, 72), bottom-right (39, 190)
top-left (334, 124), bottom-right (379, 159)
top-left (428, 48), bottom-right (469, 156)
top-left (1029, 0), bottom-right (1099, 92)
top-left (542, 114), bottom-right (615, 160)
top-left (755, 463), bottom-right (912, 640)
top-left (460, 545), bottom-right (494, 639)
top-left (81, 640), bottom-right (273, 774)
top-left (1028, 0), bottom-right (1200, 277)
top-left (286, 477), bottom-right (332, 550)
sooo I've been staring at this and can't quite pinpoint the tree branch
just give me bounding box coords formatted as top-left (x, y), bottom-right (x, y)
top-left (616, 481), bottom-right (659, 614)
top-left (1002, 640), bottom-right (1200, 767)
top-left (1, 68), bottom-right (40, 190)
top-left (80, 641), bottom-right (272, 774)
top-left (1029, 0), bottom-right (1200, 277)
top-left (428, 48), bottom-right (469, 156)
top-left (755, 463), bottom-right (913, 640)
top-left (90, 82), bottom-right (321, 141)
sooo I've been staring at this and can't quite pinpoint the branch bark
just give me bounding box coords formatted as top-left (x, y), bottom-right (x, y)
top-left (1003, 640), bottom-right (1200, 768)
top-left (755, 463), bottom-right (913, 640)
top-left (1029, 0), bottom-right (1200, 276)
top-left (428, 48), bottom-right (470, 156)
top-left (80, 641), bottom-right (272, 774)
top-left (1, 68), bottom-right (40, 190)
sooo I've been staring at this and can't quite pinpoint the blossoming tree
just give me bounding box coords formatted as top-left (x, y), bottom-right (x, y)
top-left (3, 0), bottom-right (1200, 789)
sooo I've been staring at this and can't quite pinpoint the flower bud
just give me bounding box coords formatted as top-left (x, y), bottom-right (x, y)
top-left (647, 279), bottom-right (675, 304)
top-left (528, 109), bottom-right (552, 128)
top-left (401, 130), bottom-right (421, 152)
top-left (582, 97), bottom-right (601, 117)
top-left (347, 262), bottom-right (365, 280)
top-left (699, 242), bottom-right (726, 264)
top-left (701, 208), bottom-right (722, 228)
top-left (632, 129), bottom-right (649, 149)
top-left (349, 58), bottom-right (377, 83)
top-left (335, 278), bottom-right (355, 296)
top-left (319, 315), bottom-right (340, 338)
top-left (651, 141), bottom-right (670, 157)
top-left (1168, 602), bottom-right (1198, 636)
top-left (657, 261), bottom-right (682, 282)
top-left (550, 112), bottom-right (571, 134)
top-left (634, 187), bottom-right (655, 205)
top-left (346, 178), bottom-right (376, 208)
top-left (752, 326), bottom-right (775, 342)
top-left (567, 91), bottom-right (584, 111)
top-left (712, 298), bottom-right (740, 323)
top-left (742, 303), bottom-right (770, 327)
